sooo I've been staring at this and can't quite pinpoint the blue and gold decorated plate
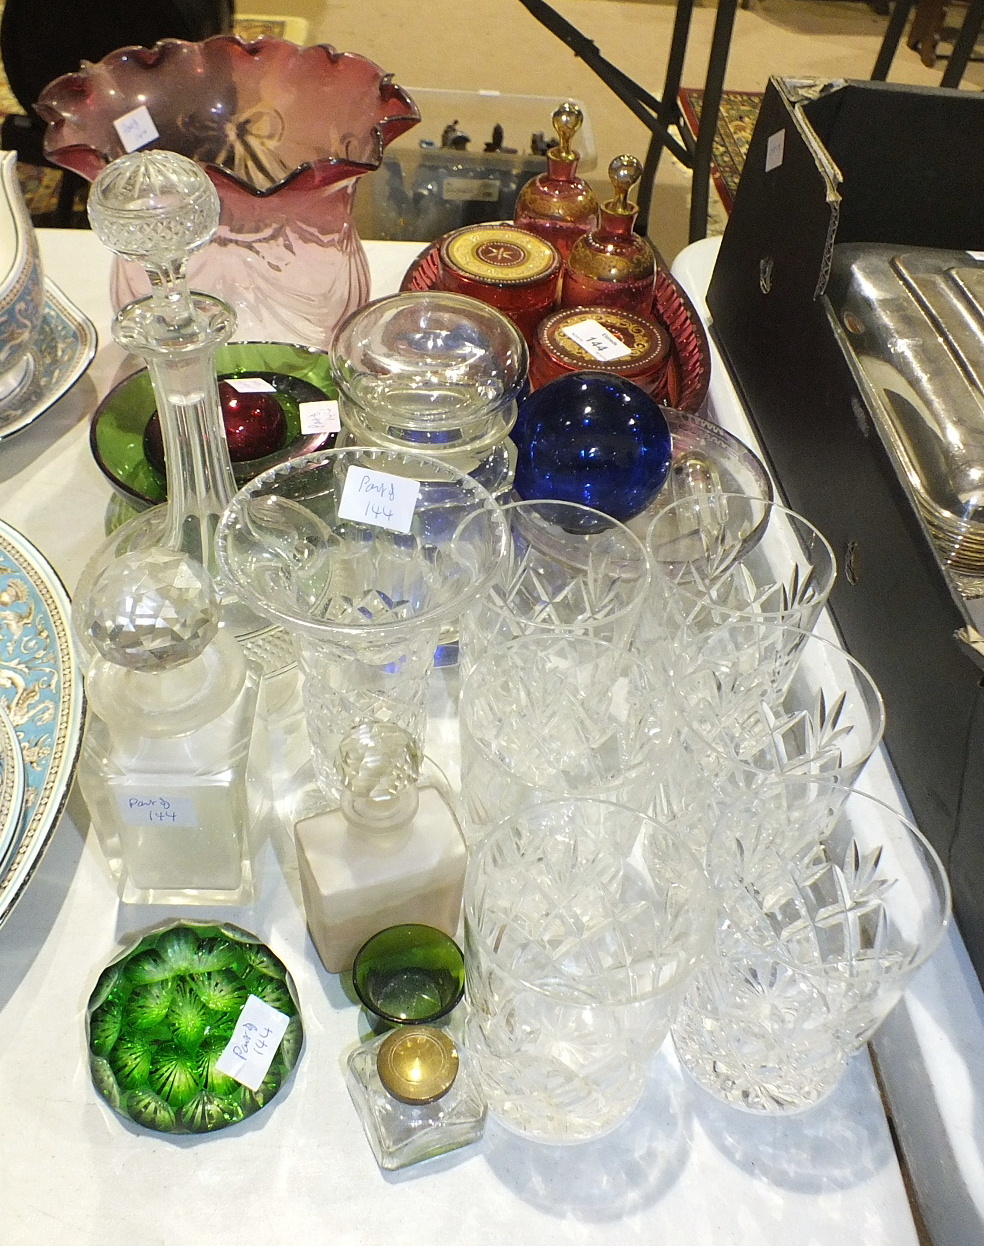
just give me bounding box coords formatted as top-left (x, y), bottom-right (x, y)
top-left (0, 518), bottom-right (84, 926)
top-left (0, 278), bottom-right (97, 441)
top-left (0, 701), bottom-right (25, 872)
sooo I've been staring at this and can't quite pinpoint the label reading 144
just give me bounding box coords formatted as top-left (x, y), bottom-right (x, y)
top-left (118, 792), bottom-right (198, 829)
top-left (215, 994), bottom-right (291, 1091)
top-left (337, 466), bottom-right (420, 534)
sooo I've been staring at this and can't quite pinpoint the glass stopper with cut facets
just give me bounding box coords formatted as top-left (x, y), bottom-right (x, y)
top-left (79, 547), bottom-right (219, 671)
top-left (87, 149), bottom-right (219, 267)
top-left (88, 150), bottom-right (224, 338)
top-left (337, 721), bottom-right (423, 832)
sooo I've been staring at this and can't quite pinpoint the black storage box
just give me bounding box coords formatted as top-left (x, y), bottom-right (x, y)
top-left (706, 77), bottom-right (984, 984)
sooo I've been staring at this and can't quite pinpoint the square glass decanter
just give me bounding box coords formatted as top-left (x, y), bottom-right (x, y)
top-left (346, 1025), bottom-right (486, 1170)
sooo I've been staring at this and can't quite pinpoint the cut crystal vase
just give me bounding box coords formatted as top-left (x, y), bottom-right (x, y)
top-left (216, 447), bottom-right (508, 798)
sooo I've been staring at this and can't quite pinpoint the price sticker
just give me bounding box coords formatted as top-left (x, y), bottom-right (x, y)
top-left (560, 318), bottom-right (633, 362)
top-left (299, 399), bottom-right (341, 434)
top-left (225, 377), bottom-right (277, 394)
top-left (118, 793), bottom-right (198, 828)
top-left (338, 465), bottom-right (420, 534)
top-left (113, 105), bottom-right (160, 153)
top-left (215, 995), bottom-right (292, 1092)
top-left (765, 129), bottom-right (785, 173)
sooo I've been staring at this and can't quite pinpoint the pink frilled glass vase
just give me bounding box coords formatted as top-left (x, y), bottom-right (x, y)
top-left (38, 36), bottom-right (419, 348)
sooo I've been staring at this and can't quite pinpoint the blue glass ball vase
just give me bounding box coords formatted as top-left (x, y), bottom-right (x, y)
top-left (511, 372), bottom-right (673, 523)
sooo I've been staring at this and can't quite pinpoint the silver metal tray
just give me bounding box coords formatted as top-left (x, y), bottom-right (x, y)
top-left (824, 244), bottom-right (984, 585)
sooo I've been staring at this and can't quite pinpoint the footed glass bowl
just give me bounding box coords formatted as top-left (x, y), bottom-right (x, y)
top-left (91, 341), bottom-right (339, 509)
top-left (86, 921), bottom-right (303, 1135)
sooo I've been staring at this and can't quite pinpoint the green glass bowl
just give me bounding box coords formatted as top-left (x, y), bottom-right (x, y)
top-left (352, 924), bottom-right (466, 1026)
top-left (90, 341), bottom-right (339, 510)
top-left (86, 921), bottom-right (303, 1135)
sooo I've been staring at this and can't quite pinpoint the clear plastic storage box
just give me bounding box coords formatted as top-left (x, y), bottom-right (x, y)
top-left (355, 88), bottom-right (596, 244)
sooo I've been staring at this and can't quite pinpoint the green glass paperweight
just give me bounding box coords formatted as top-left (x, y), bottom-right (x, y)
top-left (86, 921), bottom-right (303, 1135)
top-left (352, 924), bottom-right (465, 1026)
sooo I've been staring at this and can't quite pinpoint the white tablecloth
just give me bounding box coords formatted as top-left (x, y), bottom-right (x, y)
top-left (0, 230), bottom-right (947, 1246)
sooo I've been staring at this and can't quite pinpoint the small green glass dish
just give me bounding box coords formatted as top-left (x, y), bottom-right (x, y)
top-left (86, 921), bottom-right (303, 1135)
top-left (352, 924), bottom-right (466, 1026)
top-left (90, 341), bottom-right (339, 510)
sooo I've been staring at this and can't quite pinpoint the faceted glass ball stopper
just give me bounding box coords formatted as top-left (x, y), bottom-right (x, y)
top-left (338, 721), bottom-right (422, 798)
top-left (79, 548), bottom-right (220, 671)
top-left (607, 154), bottom-right (643, 215)
top-left (87, 150), bottom-right (220, 267)
top-left (337, 721), bottom-right (423, 832)
top-left (552, 101), bottom-right (583, 161)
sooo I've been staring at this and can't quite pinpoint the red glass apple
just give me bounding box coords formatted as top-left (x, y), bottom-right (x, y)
top-left (144, 379), bottom-right (289, 474)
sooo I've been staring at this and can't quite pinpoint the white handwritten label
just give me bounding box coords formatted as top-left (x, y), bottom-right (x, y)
top-left (337, 466), bottom-right (420, 534)
top-left (967, 251), bottom-right (984, 262)
top-left (118, 792), bottom-right (198, 828)
top-left (225, 377), bottom-right (277, 394)
top-left (299, 399), bottom-right (341, 434)
top-left (442, 176), bottom-right (500, 203)
top-left (765, 129), bottom-right (785, 173)
top-left (560, 318), bottom-right (633, 362)
top-left (215, 994), bottom-right (291, 1092)
top-left (113, 105), bottom-right (160, 153)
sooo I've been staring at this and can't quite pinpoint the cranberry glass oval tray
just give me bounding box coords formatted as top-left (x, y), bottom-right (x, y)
top-left (400, 240), bottom-right (711, 415)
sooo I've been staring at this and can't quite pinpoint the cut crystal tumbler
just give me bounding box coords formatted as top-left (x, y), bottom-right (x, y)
top-left (663, 628), bottom-right (885, 863)
top-left (642, 493), bottom-right (836, 657)
top-left (672, 784), bottom-right (950, 1114)
top-left (459, 635), bottom-right (669, 844)
top-left (216, 448), bottom-right (507, 796)
top-left (457, 498), bottom-right (651, 678)
top-left (464, 797), bottom-right (710, 1143)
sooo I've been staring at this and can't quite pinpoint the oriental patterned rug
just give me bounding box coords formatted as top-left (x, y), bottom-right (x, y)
top-left (678, 88), bottom-right (764, 214)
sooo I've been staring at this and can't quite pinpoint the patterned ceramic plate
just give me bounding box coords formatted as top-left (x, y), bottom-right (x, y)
top-left (0, 518), bottom-right (85, 927)
top-left (0, 700), bottom-right (25, 872)
top-left (0, 278), bottom-right (97, 441)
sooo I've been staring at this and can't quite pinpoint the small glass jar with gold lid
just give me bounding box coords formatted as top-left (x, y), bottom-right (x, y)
top-left (514, 101), bottom-right (600, 262)
top-left (346, 1025), bottom-right (487, 1170)
top-left (436, 223), bottom-right (561, 342)
top-left (530, 304), bottom-right (671, 394)
top-left (560, 154), bottom-right (657, 317)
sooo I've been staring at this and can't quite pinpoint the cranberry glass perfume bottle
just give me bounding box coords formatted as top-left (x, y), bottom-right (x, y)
top-left (560, 154), bottom-right (657, 316)
top-left (514, 101), bottom-right (600, 262)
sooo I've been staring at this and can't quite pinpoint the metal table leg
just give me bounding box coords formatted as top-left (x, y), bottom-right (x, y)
top-left (689, 0), bottom-right (739, 243)
top-left (940, 0), bottom-right (984, 86)
top-left (872, 0), bottom-right (917, 78)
